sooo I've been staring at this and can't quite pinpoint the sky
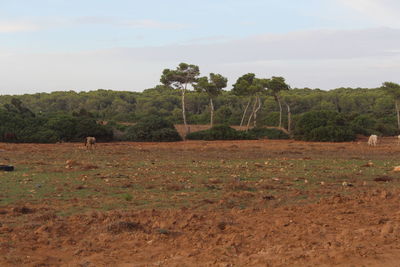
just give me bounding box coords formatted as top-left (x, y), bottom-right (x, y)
top-left (1, 0), bottom-right (400, 94)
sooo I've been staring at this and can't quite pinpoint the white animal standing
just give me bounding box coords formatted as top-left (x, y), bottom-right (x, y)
top-left (368, 134), bottom-right (378, 146)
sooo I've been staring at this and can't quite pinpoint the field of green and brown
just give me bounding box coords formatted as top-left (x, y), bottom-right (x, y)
top-left (0, 138), bottom-right (400, 266)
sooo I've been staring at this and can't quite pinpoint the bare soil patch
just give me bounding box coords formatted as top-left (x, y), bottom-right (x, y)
top-left (0, 139), bottom-right (400, 266)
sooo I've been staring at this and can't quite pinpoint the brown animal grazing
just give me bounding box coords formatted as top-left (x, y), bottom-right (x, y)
top-left (85, 137), bottom-right (96, 149)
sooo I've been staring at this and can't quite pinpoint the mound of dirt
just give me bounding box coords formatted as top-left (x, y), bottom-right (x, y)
top-left (1, 190), bottom-right (400, 266)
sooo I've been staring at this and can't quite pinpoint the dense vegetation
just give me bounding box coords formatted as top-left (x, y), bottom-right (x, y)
top-left (1, 63), bottom-right (400, 142)
top-left (124, 116), bottom-right (182, 142)
top-left (294, 111), bottom-right (356, 142)
top-left (0, 99), bottom-right (113, 143)
top-left (186, 125), bottom-right (255, 141)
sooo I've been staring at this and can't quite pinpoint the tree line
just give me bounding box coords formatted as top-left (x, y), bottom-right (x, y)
top-left (1, 62), bottom-right (400, 142)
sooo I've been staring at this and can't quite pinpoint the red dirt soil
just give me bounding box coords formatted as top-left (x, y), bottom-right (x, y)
top-left (1, 190), bottom-right (400, 266)
top-left (0, 140), bottom-right (400, 266)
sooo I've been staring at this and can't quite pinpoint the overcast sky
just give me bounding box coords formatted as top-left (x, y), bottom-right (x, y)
top-left (1, 0), bottom-right (400, 94)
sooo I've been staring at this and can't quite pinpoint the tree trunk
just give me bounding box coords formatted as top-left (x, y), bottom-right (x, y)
top-left (253, 96), bottom-right (262, 127)
top-left (396, 100), bottom-right (400, 130)
top-left (286, 102), bottom-right (291, 134)
top-left (246, 97), bottom-right (258, 129)
top-left (277, 95), bottom-right (283, 128)
top-left (210, 98), bottom-right (214, 127)
top-left (240, 98), bottom-right (251, 127)
top-left (181, 88), bottom-right (188, 137)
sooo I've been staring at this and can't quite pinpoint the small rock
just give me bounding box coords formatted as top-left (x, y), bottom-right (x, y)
top-left (374, 176), bottom-right (393, 182)
top-left (262, 195), bottom-right (275, 200)
top-left (393, 166), bottom-right (400, 172)
top-left (209, 178), bottom-right (222, 184)
top-left (361, 161), bottom-right (374, 167)
top-left (217, 221), bottom-right (227, 230)
top-left (380, 191), bottom-right (392, 199)
top-left (381, 223), bottom-right (394, 235)
top-left (342, 181), bottom-right (354, 187)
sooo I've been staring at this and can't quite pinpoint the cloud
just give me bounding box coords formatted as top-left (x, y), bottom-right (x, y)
top-left (1, 27), bottom-right (399, 93)
top-left (74, 16), bottom-right (187, 29)
top-left (103, 27), bottom-right (400, 63)
top-left (122, 19), bottom-right (187, 30)
top-left (337, 0), bottom-right (400, 27)
top-left (0, 21), bottom-right (40, 33)
top-left (0, 17), bottom-right (187, 34)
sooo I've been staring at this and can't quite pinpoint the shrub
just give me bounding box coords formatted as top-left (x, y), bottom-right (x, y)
top-left (375, 123), bottom-right (397, 136)
top-left (247, 127), bottom-right (289, 140)
top-left (151, 128), bottom-right (182, 142)
top-left (294, 110), bottom-right (356, 142)
top-left (107, 121), bottom-right (128, 132)
top-left (294, 110), bottom-right (336, 137)
top-left (46, 114), bottom-right (78, 141)
top-left (186, 125), bottom-right (255, 140)
top-left (125, 116), bottom-right (182, 142)
top-left (75, 117), bottom-right (114, 141)
top-left (24, 128), bottom-right (59, 143)
top-left (308, 126), bottom-right (355, 142)
top-left (260, 112), bottom-right (280, 127)
top-left (351, 114), bottom-right (377, 135)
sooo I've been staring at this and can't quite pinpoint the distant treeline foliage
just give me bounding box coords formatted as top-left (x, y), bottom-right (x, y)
top-left (1, 64), bottom-right (399, 142)
top-left (0, 100), bottom-right (113, 143)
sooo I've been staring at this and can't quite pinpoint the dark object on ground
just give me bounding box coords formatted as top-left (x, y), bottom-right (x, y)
top-left (374, 176), bottom-right (393, 182)
top-left (0, 165), bottom-right (14, 171)
top-left (263, 195), bottom-right (276, 200)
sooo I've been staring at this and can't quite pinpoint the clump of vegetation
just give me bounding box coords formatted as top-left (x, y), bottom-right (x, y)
top-left (124, 116), bottom-right (182, 142)
top-left (294, 111), bottom-right (356, 142)
top-left (350, 114), bottom-right (377, 136)
top-left (186, 125), bottom-right (255, 140)
top-left (122, 193), bottom-right (133, 201)
top-left (307, 126), bottom-right (355, 142)
top-left (0, 100), bottom-right (113, 143)
top-left (247, 127), bottom-right (289, 140)
top-left (2, 65), bottom-right (400, 142)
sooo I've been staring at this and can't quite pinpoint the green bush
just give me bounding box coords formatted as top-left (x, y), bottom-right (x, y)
top-left (294, 110), bottom-right (356, 142)
top-left (186, 125), bottom-right (255, 140)
top-left (75, 117), bottom-right (114, 141)
top-left (350, 114), bottom-right (377, 135)
top-left (107, 121), bottom-right (128, 132)
top-left (308, 126), bottom-right (355, 142)
top-left (46, 114), bottom-right (78, 141)
top-left (260, 112), bottom-right (280, 127)
top-left (375, 122), bottom-right (397, 136)
top-left (24, 128), bottom-right (59, 143)
top-left (125, 116), bottom-right (182, 142)
top-left (151, 128), bottom-right (182, 142)
top-left (247, 127), bottom-right (290, 140)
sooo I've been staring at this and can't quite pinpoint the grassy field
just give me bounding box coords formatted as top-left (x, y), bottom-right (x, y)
top-left (0, 140), bottom-right (398, 211)
top-left (0, 139), bottom-right (400, 266)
